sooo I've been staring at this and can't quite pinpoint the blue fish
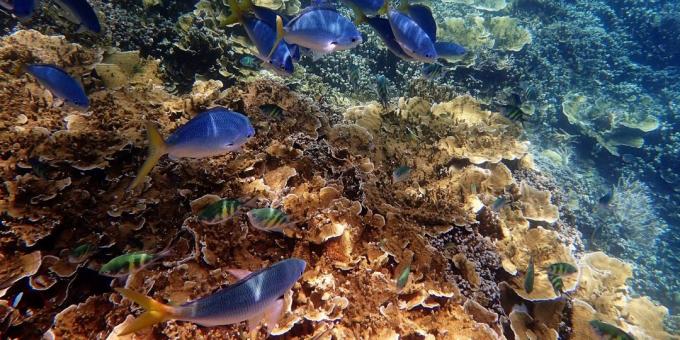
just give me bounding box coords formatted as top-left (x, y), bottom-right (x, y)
top-left (435, 42), bottom-right (466, 58)
top-left (342, 0), bottom-right (386, 16)
top-left (404, 4), bottom-right (436, 43)
top-left (129, 107), bottom-right (255, 190)
top-left (274, 5), bottom-right (362, 58)
top-left (227, 0), bottom-right (294, 76)
top-left (115, 258), bottom-right (306, 335)
top-left (54, 0), bottom-right (101, 33)
top-left (362, 15), bottom-right (414, 61)
top-left (25, 64), bottom-right (89, 110)
top-left (0, 0), bottom-right (36, 19)
top-left (387, 8), bottom-right (437, 63)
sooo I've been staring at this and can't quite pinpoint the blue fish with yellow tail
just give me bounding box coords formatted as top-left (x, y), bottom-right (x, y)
top-left (225, 0), bottom-right (294, 76)
top-left (273, 5), bottom-right (362, 59)
top-left (398, 1), bottom-right (466, 59)
top-left (25, 64), bottom-right (89, 110)
top-left (128, 107), bottom-right (254, 190)
top-left (114, 258), bottom-right (306, 335)
top-left (0, 0), bottom-right (36, 19)
top-left (387, 8), bottom-right (437, 63)
top-left (53, 0), bottom-right (101, 33)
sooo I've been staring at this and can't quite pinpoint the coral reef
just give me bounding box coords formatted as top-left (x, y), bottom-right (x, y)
top-left (1, 0), bottom-right (679, 334)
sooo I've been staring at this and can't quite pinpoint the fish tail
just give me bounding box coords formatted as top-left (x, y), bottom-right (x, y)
top-left (378, 0), bottom-right (389, 15)
top-left (267, 15), bottom-right (285, 59)
top-left (128, 122), bottom-right (167, 191)
top-left (114, 288), bottom-right (177, 336)
top-left (220, 0), bottom-right (242, 25)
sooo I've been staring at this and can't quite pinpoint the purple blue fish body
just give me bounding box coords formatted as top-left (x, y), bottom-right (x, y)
top-left (341, 0), bottom-right (385, 16)
top-left (54, 0), bottom-right (101, 32)
top-left (25, 64), bottom-right (89, 109)
top-left (165, 107), bottom-right (255, 159)
top-left (405, 4), bottom-right (436, 43)
top-left (283, 6), bottom-right (362, 54)
top-left (387, 9), bottom-right (437, 63)
top-left (242, 15), bottom-right (294, 75)
top-left (435, 41), bottom-right (466, 57)
top-left (114, 258), bottom-right (307, 335)
top-left (365, 16), bottom-right (414, 61)
top-left (177, 259), bottom-right (306, 326)
top-left (11, 0), bottom-right (36, 18)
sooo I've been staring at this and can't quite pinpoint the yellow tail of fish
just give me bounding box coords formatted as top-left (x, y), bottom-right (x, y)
top-left (220, 0), bottom-right (243, 26)
top-left (378, 0), bottom-right (389, 15)
top-left (128, 122), bottom-right (166, 191)
top-left (268, 15), bottom-right (285, 59)
top-left (115, 288), bottom-right (177, 336)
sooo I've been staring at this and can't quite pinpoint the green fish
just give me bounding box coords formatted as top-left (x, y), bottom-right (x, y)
top-left (259, 104), bottom-right (284, 120)
top-left (524, 256), bottom-right (534, 294)
top-left (68, 243), bottom-right (96, 263)
top-left (246, 207), bottom-right (291, 233)
top-left (197, 199), bottom-right (242, 225)
top-left (547, 262), bottom-right (577, 275)
top-left (392, 165), bottom-right (412, 183)
top-left (548, 272), bottom-right (564, 295)
top-left (99, 249), bottom-right (171, 278)
top-left (589, 320), bottom-right (635, 340)
top-left (396, 263), bottom-right (411, 290)
top-left (491, 196), bottom-right (508, 212)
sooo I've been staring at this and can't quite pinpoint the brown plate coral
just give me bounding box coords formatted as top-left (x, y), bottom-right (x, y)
top-left (0, 30), bottom-right (674, 339)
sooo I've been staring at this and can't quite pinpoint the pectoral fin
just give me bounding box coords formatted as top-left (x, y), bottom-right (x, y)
top-left (263, 298), bottom-right (284, 332)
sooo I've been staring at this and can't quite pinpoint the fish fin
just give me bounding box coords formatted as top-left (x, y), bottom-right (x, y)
top-left (267, 16), bottom-right (285, 59)
top-left (311, 50), bottom-right (328, 61)
top-left (114, 288), bottom-right (176, 336)
top-left (226, 268), bottom-right (252, 280)
top-left (76, 25), bottom-right (88, 33)
top-left (220, 0), bottom-right (242, 25)
top-left (347, 4), bottom-right (365, 25)
top-left (264, 298), bottom-right (284, 332)
top-left (128, 122), bottom-right (167, 191)
top-left (247, 313), bottom-right (264, 333)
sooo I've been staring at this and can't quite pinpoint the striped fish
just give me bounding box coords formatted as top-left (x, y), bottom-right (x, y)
top-left (376, 75), bottom-right (389, 108)
top-left (548, 272), bottom-right (563, 295)
top-left (547, 262), bottom-right (577, 275)
top-left (421, 63), bottom-right (445, 80)
top-left (247, 208), bottom-right (291, 233)
top-left (99, 249), bottom-right (171, 278)
top-left (259, 104), bottom-right (284, 120)
top-left (198, 199), bottom-right (242, 225)
top-left (524, 256), bottom-right (534, 294)
top-left (589, 320), bottom-right (635, 340)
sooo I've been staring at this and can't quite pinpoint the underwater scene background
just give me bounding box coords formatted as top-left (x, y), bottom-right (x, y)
top-left (0, 0), bottom-right (679, 338)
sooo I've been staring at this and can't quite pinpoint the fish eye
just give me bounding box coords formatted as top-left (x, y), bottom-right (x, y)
top-left (351, 38), bottom-right (357, 42)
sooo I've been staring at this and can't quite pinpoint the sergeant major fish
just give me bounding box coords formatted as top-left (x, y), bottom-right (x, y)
top-left (114, 258), bottom-right (306, 336)
top-left (25, 64), bottom-right (89, 110)
top-left (247, 207), bottom-right (293, 233)
top-left (128, 107), bottom-right (255, 191)
top-left (99, 248), bottom-right (172, 278)
top-left (197, 199), bottom-right (243, 225)
top-left (547, 262), bottom-right (577, 275)
top-left (376, 74), bottom-right (389, 108)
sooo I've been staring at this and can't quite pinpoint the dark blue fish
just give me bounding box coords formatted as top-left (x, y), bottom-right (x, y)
top-left (342, 0), bottom-right (386, 16)
top-left (129, 107), bottom-right (255, 190)
top-left (0, 0), bottom-right (36, 19)
top-left (376, 75), bottom-right (389, 108)
top-left (387, 9), bottom-right (437, 62)
top-left (275, 5), bottom-right (362, 58)
top-left (404, 4), bottom-right (436, 43)
top-left (226, 0), bottom-right (294, 76)
top-left (242, 16), bottom-right (294, 76)
top-left (54, 0), bottom-right (101, 33)
top-left (435, 42), bottom-right (466, 57)
top-left (421, 63), bottom-right (446, 80)
top-left (363, 15), bottom-right (414, 61)
top-left (25, 64), bottom-right (89, 110)
top-left (115, 259), bottom-right (306, 335)
top-left (239, 55), bottom-right (259, 69)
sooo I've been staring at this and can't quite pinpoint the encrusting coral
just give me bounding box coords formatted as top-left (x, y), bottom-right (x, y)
top-left (0, 30), bottom-right (675, 339)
